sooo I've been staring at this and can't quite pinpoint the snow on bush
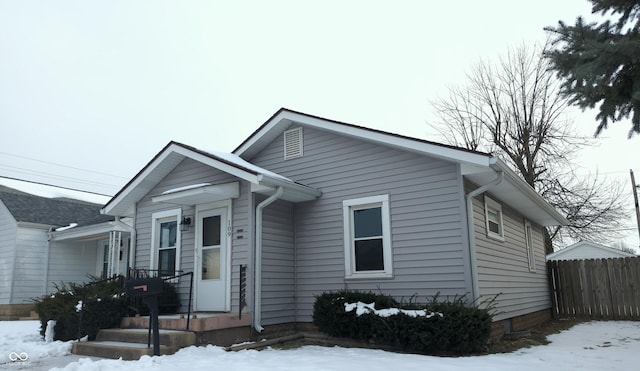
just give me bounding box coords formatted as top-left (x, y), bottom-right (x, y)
top-left (344, 301), bottom-right (443, 318)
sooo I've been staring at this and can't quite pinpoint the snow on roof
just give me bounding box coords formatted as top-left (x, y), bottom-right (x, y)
top-left (206, 150), bottom-right (292, 182)
top-left (162, 183), bottom-right (211, 195)
top-left (54, 223), bottom-right (78, 232)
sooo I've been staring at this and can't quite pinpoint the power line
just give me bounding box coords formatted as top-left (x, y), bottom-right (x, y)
top-left (0, 151), bottom-right (129, 179)
top-left (0, 175), bottom-right (113, 197)
top-left (0, 165), bottom-right (121, 191)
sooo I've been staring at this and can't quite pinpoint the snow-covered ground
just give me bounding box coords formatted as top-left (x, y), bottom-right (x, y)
top-left (1, 320), bottom-right (639, 371)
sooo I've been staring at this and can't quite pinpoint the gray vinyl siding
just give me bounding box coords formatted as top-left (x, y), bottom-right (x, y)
top-left (11, 227), bottom-right (48, 304)
top-left (230, 181), bottom-right (252, 314)
top-left (134, 158), bottom-right (251, 312)
top-left (248, 125), bottom-right (471, 323)
top-left (471, 193), bottom-right (550, 321)
top-left (47, 240), bottom-right (100, 293)
top-left (260, 199), bottom-right (295, 325)
top-left (0, 202), bottom-right (17, 304)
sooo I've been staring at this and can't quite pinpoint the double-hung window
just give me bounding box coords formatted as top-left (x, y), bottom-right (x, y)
top-left (343, 195), bottom-right (392, 279)
top-left (151, 209), bottom-right (181, 277)
top-left (524, 220), bottom-right (536, 271)
top-left (484, 196), bottom-right (504, 241)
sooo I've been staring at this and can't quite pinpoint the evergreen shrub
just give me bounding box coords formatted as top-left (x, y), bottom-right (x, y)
top-left (132, 280), bottom-right (181, 315)
top-left (34, 276), bottom-right (129, 341)
top-left (313, 290), bottom-right (494, 355)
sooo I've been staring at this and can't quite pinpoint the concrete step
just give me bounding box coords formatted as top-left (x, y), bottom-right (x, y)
top-left (72, 340), bottom-right (174, 360)
top-left (120, 313), bottom-right (251, 332)
top-left (97, 328), bottom-right (196, 348)
top-left (72, 328), bottom-right (196, 360)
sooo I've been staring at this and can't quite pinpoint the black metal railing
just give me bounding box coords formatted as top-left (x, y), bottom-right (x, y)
top-left (127, 268), bottom-right (194, 333)
top-left (76, 269), bottom-right (195, 342)
top-left (239, 264), bottom-right (247, 319)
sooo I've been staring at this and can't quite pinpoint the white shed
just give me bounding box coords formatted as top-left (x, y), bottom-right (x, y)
top-left (546, 241), bottom-right (636, 261)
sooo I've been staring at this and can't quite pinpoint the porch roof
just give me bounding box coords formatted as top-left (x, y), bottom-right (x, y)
top-left (49, 219), bottom-right (132, 241)
top-left (101, 141), bottom-right (321, 217)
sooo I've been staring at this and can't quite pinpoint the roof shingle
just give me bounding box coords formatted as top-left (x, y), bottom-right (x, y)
top-left (0, 185), bottom-right (113, 227)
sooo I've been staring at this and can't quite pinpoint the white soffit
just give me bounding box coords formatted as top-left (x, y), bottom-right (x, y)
top-left (152, 182), bottom-right (240, 205)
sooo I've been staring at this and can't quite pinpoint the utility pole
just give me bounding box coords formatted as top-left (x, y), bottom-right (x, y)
top-left (631, 169), bottom-right (640, 247)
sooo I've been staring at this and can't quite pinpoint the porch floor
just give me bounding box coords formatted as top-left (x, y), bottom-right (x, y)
top-left (120, 312), bottom-right (252, 332)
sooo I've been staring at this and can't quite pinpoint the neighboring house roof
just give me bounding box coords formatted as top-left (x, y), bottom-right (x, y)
top-left (234, 108), bottom-right (568, 227)
top-left (101, 141), bottom-right (322, 217)
top-left (546, 241), bottom-right (636, 261)
top-left (0, 185), bottom-right (113, 228)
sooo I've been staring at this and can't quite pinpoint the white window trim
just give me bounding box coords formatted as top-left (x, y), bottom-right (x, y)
top-left (150, 208), bottom-right (182, 276)
top-left (484, 196), bottom-right (505, 241)
top-left (524, 219), bottom-right (536, 272)
top-left (343, 194), bottom-right (393, 279)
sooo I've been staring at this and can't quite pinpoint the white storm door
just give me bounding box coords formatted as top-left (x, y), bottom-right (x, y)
top-left (196, 207), bottom-right (228, 311)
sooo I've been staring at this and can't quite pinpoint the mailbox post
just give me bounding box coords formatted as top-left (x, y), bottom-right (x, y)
top-left (126, 277), bottom-right (164, 356)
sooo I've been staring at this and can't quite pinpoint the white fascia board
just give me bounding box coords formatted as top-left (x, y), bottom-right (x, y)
top-left (17, 221), bottom-right (56, 230)
top-left (236, 110), bottom-right (494, 168)
top-left (102, 145), bottom-right (182, 216)
top-left (493, 159), bottom-right (568, 226)
top-left (234, 110), bottom-right (290, 156)
top-left (50, 221), bottom-right (131, 241)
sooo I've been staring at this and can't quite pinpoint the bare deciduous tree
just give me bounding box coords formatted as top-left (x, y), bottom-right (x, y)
top-left (430, 42), bottom-right (629, 250)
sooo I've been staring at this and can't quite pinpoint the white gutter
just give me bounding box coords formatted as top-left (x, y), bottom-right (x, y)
top-left (492, 159), bottom-right (568, 225)
top-left (465, 168), bottom-right (503, 301)
top-left (253, 186), bottom-right (284, 332)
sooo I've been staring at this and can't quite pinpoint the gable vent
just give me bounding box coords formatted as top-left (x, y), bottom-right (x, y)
top-left (284, 127), bottom-right (303, 159)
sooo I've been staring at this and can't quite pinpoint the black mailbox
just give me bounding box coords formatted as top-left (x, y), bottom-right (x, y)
top-left (124, 277), bottom-right (165, 356)
top-left (125, 278), bottom-right (164, 297)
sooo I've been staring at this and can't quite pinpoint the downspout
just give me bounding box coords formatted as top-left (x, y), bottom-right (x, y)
top-left (465, 169), bottom-right (503, 301)
top-left (45, 228), bottom-right (53, 295)
top-left (253, 186), bottom-right (284, 332)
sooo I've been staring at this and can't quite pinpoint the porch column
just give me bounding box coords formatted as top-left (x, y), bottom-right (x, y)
top-left (108, 231), bottom-right (122, 278)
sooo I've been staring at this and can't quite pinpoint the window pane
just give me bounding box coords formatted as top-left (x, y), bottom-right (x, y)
top-left (488, 221), bottom-right (500, 233)
top-left (202, 248), bottom-right (221, 280)
top-left (355, 239), bottom-right (384, 271)
top-left (354, 207), bottom-right (382, 238)
top-left (203, 215), bottom-right (221, 246)
top-left (159, 221), bottom-right (177, 248)
top-left (158, 248), bottom-right (176, 276)
top-left (487, 210), bottom-right (498, 223)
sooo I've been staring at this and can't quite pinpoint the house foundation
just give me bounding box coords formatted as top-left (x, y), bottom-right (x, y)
top-left (491, 309), bottom-right (552, 340)
top-left (0, 304), bottom-right (36, 320)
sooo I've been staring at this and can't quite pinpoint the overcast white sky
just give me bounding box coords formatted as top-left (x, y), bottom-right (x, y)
top-left (0, 0), bottom-right (638, 247)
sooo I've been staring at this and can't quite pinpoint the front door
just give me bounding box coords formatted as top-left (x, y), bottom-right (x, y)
top-left (196, 206), bottom-right (228, 311)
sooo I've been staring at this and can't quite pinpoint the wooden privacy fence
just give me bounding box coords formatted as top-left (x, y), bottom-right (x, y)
top-left (547, 257), bottom-right (640, 319)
